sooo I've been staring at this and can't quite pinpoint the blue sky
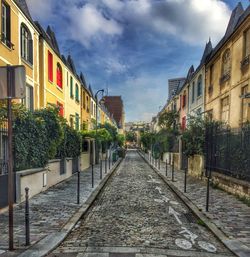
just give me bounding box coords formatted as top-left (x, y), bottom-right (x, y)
top-left (27, 0), bottom-right (249, 122)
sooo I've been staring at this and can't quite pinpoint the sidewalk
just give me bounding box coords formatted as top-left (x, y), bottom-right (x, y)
top-left (0, 159), bottom-right (116, 256)
top-left (142, 153), bottom-right (250, 251)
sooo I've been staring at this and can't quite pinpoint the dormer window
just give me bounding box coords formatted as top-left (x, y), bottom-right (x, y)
top-left (21, 24), bottom-right (33, 64)
top-left (56, 63), bottom-right (63, 88)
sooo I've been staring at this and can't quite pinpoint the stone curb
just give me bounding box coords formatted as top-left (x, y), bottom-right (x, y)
top-left (18, 158), bottom-right (124, 257)
top-left (138, 150), bottom-right (250, 257)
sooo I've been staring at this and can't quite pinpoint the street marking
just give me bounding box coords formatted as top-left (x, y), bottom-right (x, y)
top-left (179, 227), bottom-right (198, 244)
top-left (169, 206), bottom-right (182, 225)
top-left (175, 238), bottom-right (192, 250)
top-left (155, 186), bottom-right (162, 194)
top-left (154, 199), bottom-right (164, 203)
top-left (170, 201), bottom-right (179, 205)
top-left (198, 241), bottom-right (217, 253)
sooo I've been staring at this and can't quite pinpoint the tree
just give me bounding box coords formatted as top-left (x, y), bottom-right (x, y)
top-left (158, 110), bottom-right (179, 131)
top-left (140, 131), bottom-right (155, 151)
top-left (125, 131), bottom-right (136, 142)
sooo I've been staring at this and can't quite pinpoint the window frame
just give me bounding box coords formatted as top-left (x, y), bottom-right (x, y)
top-left (56, 63), bottom-right (63, 89)
top-left (21, 23), bottom-right (33, 65)
top-left (70, 76), bottom-right (74, 98)
top-left (48, 51), bottom-right (53, 82)
top-left (1, 1), bottom-right (11, 48)
top-left (197, 75), bottom-right (202, 97)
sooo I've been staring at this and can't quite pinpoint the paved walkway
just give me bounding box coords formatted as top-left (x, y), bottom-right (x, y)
top-left (50, 151), bottom-right (233, 257)
top-left (0, 159), bottom-right (115, 256)
top-left (143, 152), bottom-right (250, 250)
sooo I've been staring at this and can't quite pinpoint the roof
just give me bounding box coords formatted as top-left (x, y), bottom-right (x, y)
top-left (103, 96), bottom-right (124, 128)
top-left (208, 2), bottom-right (249, 62)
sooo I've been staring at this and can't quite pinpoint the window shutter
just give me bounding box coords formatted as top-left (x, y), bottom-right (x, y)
top-left (28, 39), bottom-right (33, 64)
top-left (6, 4), bottom-right (11, 47)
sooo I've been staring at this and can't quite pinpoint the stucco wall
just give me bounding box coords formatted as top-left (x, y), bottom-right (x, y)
top-left (16, 158), bottom-right (73, 203)
top-left (80, 152), bottom-right (90, 171)
top-left (188, 155), bottom-right (204, 178)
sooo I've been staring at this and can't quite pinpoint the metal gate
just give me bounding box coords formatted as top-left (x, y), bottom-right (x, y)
top-left (0, 120), bottom-right (15, 208)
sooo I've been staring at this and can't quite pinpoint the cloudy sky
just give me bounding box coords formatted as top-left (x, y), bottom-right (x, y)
top-left (27, 0), bottom-right (248, 122)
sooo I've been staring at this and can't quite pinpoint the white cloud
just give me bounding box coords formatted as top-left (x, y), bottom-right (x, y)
top-left (26, 0), bottom-right (54, 21)
top-left (68, 4), bottom-right (123, 47)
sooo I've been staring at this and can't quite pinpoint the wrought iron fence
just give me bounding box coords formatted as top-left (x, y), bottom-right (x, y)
top-left (205, 124), bottom-right (250, 182)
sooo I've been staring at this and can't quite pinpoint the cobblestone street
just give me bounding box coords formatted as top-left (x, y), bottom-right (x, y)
top-left (50, 151), bottom-right (234, 257)
top-left (0, 160), bottom-right (114, 256)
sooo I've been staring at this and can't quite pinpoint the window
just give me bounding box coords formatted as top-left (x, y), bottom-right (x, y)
top-left (242, 86), bottom-right (249, 124)
top-left (221, 49), bottom-right (231, 77)
top-left (75, 113), bottom-right (79, 130)
top-left (57, 101), bottom-right (64, 117)
top-left (56, 63), bottom-right (63, 88)
top-left (197, 75), bottom-right (202, 97)
top-left (24, 85), bottom-right (34, 111)
top-left (21, 24), bottom-right (33, 64)
top-left (1, 1), bottom-right (11, 48)
top-left (182, 93), bottom-right (186, 108)
top-left (243, 28), bottom-right (250, 58)
top-left (48, 51), bottom-right (53, 82)
top-left (70, 77), bottom-right (73, 98)
top-left (75, 84), bottom-right (79, 102)
top-left (82, 91), bottom-right (86, 109)
top-left (192, 82), bottom-right (195, 103)
top-left (221, 97), bottom-right (229, 123)
top-left (86, 96), bottom-right (89, 112)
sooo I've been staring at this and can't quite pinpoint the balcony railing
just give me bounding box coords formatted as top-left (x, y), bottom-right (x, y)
top-left (241, 55), bottom-right (250, 70)
top-left (220, 72), bottom-right (230, 85)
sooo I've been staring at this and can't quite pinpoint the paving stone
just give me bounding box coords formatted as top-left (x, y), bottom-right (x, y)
top-left (151, 155), bottom-right (250, 249)
top-left (0, 161), bottom-right (114, 255)
top-left (53, 151), bottom-right (234, 256)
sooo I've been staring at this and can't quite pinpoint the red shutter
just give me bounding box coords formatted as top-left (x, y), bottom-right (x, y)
top-left (48, 51), bottom-right (53, 82)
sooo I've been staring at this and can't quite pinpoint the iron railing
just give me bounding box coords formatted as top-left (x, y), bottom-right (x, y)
top-left (205, 125), bottom-right (250, 181)
top-left (0, 120), bottom-right (8, 175)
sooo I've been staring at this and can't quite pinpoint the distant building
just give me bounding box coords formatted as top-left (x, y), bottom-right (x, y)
top-left (168, 78), bottom-right (186, 101)
top-left (103, 96), bottom-right (125, 134)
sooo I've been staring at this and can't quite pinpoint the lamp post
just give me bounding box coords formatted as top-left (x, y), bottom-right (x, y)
top-left (95, 89), bottom-right (104, 164)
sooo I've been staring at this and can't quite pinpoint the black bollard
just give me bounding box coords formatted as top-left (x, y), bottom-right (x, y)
top-left (92, 164), bottom-right (94, 188)
top-left (184, 167), bottom-right (187, 193)
top-left (172, 158), bottom-right (175, 182)
top-left (100, 158), bottom-right (103, 180)
top-left (206, 170), bottom-right (210, 212)
top-left (165, 161), bottom-right (168, 177)
top-left (25, 187), bottom-right (30, 246)
top-left (158, 159), bottom-right (161, 170)
top-left (77, 170), bottom-right (80, 204)
top-left (105, 156), bottom-right (107, 174)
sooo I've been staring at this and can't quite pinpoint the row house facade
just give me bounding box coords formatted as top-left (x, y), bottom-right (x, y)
top-left (157, 2), bottom-right (250, 130)
top-left (0, 0), bottom-right (40, 110)
top-left (0, 0), bottom-right (118, 131)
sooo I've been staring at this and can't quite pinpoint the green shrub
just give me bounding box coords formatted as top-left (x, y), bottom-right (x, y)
top-left (13, 111), bottom-right (50, 171)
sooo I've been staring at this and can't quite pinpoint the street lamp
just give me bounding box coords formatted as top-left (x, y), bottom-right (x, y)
top-left (95, 89), bottom-right (104, 164)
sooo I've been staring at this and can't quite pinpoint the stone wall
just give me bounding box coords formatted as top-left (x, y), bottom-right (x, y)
top-left (212, 172), bottom-right (250, 199)
top-left (188, 155), bottom-right (204, 178)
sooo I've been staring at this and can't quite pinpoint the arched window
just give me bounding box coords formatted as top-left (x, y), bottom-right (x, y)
top-left (221, 49), bottom-right (231, 76)
top-left (75, 84), bottom-right (79, 102)
top-left (197, 75), bottom-right (202, 97)
top-left (56, 63), bottom-right (63, 88)
top-left (21, 24), bottom-right (33, 64)
top-left (70, 77), bottom-right (73, 98)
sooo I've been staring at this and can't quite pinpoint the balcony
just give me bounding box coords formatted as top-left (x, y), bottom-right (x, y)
top-left (241, 55), bottom-right (250, 70)
top-left (220, 72), bottom-right (230, 85)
